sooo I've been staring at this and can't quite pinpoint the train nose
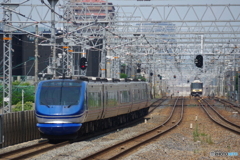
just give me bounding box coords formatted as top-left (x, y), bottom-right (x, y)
top-left (37, 123), bottom-right (82, 136)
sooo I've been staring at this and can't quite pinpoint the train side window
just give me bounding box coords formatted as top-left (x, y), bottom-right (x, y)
top-left (141, 89), bottom-right (146, 99)
top-left (120, 90), bottom-right (130, 103)
top-left (133, 89), bottom-right (140, 101)
top-left (138, 90), bottom-right (142, 100)
top-left (142, 89), bottom-right (147, 100)
top-left (138, 89), bottom-right (146, 100)
top-left (88, 92), bottom-right (101, 108)
top-left (107, 91), bottom-right (118, 107)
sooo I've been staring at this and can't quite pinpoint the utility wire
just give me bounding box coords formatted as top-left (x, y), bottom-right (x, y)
top-left (41, 0), bottom-right (70, 22)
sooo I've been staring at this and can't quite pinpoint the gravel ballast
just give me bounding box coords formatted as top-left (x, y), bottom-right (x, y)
top-left (1, 98), bottom-right (239, 160)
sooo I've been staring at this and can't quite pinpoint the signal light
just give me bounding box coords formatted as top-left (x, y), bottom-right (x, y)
top-left (137, 68), bottom-right (141, 73)
top-left (80, 57), bottom-right (88, 70)
top-left (195, 55), bottom-right (203, 68)
top-left (150, 72), bottom-right (153, 76)
top-left (158, 74), bottom-right (162, 80)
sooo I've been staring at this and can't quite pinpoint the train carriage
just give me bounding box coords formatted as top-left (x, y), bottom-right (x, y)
top-left (35, 76), bottom-right (154, 139)
top-left (190, 80), bottom-right (203, 97)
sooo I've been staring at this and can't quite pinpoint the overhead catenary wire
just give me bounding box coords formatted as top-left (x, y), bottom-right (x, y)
top-left (40, 0), bottom-right (70, 22)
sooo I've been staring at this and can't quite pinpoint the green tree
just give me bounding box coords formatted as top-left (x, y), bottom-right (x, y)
top-left (12, 101), bottom-right (33, 112)
top-left (0, 83), bottom-right (35, 108)
top-left (12, 81), bottom-right (31, 86)
top-left (120, 73), bottom-right (128, 78)
top-left (138, 75), bottom-right (146, 81)
top-left (12, 86), bottom-right (35, 105)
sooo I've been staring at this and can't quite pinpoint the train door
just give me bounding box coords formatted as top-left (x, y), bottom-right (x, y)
top-left (84, 83), bottom-right (104, 122)
top-left (118, 83), bottom-right (132, 115)
top-left (131, 83), bottom-right (140, 112)
top-left (102, 83), bottom-right (119, 118)
top-left (146, 82), bottom-right (153, 106)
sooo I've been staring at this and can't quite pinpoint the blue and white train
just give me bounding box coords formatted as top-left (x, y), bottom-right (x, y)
top-left (35, 76), bottom-right (155, 140)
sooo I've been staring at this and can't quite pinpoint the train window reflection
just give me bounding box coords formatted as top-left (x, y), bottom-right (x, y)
top-left (88, 92), bottom-right (101, 108)
top-left (191, 83), bottom-right (203, 88)
top-left (106, 91), bottom-right (118, 107)
top-left (40, 85), bottom-right (81, 105)
top-left (133, 90), bottom-right (140, 101)
top-left (120, 91), bottom-right (130, 103)
top-left (42, 81), bottom-right (81, 87)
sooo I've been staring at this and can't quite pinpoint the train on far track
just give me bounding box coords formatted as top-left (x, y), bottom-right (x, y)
top-left (190, 79), bottom-right (203, 97)
top-left (35, 76), bottom-right (155, 140)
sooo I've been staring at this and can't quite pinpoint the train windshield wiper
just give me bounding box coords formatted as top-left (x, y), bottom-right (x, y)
top-left (67, 101), bottom-right (78, 108)
top-left (40, 101), bottom-right (50, 108)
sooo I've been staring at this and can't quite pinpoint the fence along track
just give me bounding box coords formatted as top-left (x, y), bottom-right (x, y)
top-left (198, 98), bottom-right (240, 133)
top-left (0, 110), bottom-right (40, 148)
top-left (82, 97), bottom-right (184, 160)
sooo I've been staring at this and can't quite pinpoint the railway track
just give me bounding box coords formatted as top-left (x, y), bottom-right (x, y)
top-left (0, 140), bottom-right (69, 160)
top-left (198, 98), bottom-right (240, 134)
top-left (82, 97), bottom-right (184, 160)
top-left (214, 97), bottom-right (240, 114)
top-left (148, 97), bottom-right (167, 112)
top-left (0, 98), bottom-right (167, 160)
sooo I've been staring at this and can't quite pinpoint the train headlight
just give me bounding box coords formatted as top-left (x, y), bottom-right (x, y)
top-left (192, 89), bottom-right (202, 92)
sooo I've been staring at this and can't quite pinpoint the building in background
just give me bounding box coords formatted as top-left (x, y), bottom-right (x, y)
top-left (63, 0), bottom-right (115, 76)
top-left (0, 0), bottom-right (115, 78)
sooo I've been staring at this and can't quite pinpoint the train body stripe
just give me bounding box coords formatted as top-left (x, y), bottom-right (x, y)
top-left (35, 113), bottom-right (84, 119)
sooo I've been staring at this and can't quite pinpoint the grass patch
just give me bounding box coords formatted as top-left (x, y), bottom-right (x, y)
top-left (193, 123), bottom-right (213, 144)
top-left (200, 133), bottom-right (207, 136)
top-left (206, 135), bottom-right (213, 144)
top-left (193, 123), bottom-right (200, 141)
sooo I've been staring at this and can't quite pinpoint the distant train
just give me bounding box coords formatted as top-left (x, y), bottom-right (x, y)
top-left (190, 80), bottom-right (203, 97)
top-left (35, 76), bottom-right (155, 140)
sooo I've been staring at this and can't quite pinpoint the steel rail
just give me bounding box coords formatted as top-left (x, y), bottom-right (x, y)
top-left (199, 98), bottom-right (240, 134)
top-left (0, 140), bottom-right (69, 160)
top-left (214, 98), bottom-right (240, 114)
top-left (0, 98), bottom-right (167, 159)
top-left (82, 97), bottom-right (184, 160)
top-left (203, 99), bottom-right (240, 128)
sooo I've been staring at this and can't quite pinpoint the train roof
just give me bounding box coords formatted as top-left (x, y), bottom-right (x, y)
top-left (52, 75), bottom-right (146, 83)
top-left (192, 80), bottom-right (202, 83)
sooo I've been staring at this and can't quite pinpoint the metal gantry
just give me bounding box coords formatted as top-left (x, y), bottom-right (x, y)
top-left (2, 1), bottom-right (20, 113)
top-left (1, 1), bottom-right (240, 110)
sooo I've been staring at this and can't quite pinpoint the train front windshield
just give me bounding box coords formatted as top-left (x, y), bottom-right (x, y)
top-left (191, 83), bottom-right (203, 89)
top-left (39, 81), bottom-right (81, 105)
